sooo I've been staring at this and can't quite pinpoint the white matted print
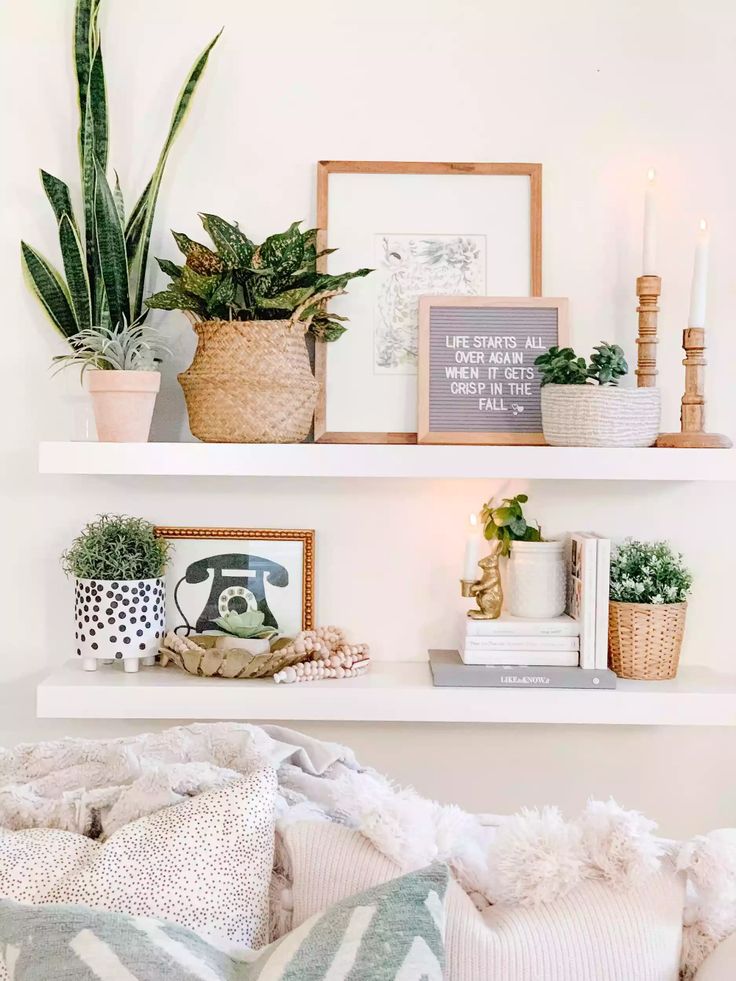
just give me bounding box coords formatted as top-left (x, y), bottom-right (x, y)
top-left (156, 528), bottom-right (314, 639)
top-left (315, 163), bottom-right (542, 442)
top-left (374, 234), bottom-right (486, 374)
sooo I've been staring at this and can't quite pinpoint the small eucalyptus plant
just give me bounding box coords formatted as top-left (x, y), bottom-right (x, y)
top-left (481, 494), bottom-right (543, 557)
top-left (62, 515), bottom-right (170, 581)
top-left (535, 342), bottom-right (628, 386)
top-left (213, 610), bottom-right (277, 640)
top-left (146, 215), bottom-right (372, 340)
top-left (53, 321), bottom-right (170, 374)
top-left (610, 540), bottom-right (692, 605)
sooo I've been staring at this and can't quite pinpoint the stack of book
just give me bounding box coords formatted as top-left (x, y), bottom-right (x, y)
top-left (432, 531), bottom-right (616, 690)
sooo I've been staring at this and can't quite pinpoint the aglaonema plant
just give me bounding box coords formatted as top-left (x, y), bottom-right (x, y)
top-left (21, 0), bottom-right (220, 344)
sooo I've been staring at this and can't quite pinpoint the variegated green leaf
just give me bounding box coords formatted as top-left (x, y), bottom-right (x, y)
top-left (259, 221), bottom-right (304, 282)
top-left (21, 242), bottom-right (78, 339)
top-left (113, 170), bottom-right (125, 225)
top-left (199, 213), bottom-right (255, 266)
top-left (180, 265), bottom-right (218, 299)
top-left (207, 272), bottom-right (237, 311)
top-left (145, 287), bottom-right (206, 314)
top-left (74, 0), bottom-right (102, 159)
top-left (41, 171), bottom-right (79, 232)
top-left (257, 287), bottom-right (313, 310)
top-left (59, 214), bottom-right (92, 331)
top-left (157, 257), bottom-right (183, 279)
top-left (94, 158), bottom-right (129, 328)
top-left (125, 30), bottom-right (221, 322)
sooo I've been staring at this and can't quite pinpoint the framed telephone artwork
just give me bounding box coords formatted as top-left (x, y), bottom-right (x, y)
top-left (155, 527), bottom-right (315, 639)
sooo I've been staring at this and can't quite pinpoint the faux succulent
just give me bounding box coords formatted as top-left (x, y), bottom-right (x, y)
top-left (535, 342), bottom-right (629, 386)
top-left (213, 610), bottom-right (277, 640)
top-left (145, 215), bottom-right (372, 340)
top-left (62, 515), bottom-right (170, 580)
top-left (21, 0), bottom-right (219, 346)
top-left (52, 320), bottom-right (170, 373)
top-left (610, 539), bottom-right (692, 605)
top-left (481, 494), bottom-right (543, 558)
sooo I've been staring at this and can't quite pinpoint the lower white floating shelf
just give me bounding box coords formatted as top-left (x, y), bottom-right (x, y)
top-left (36, 660), bottom-right (736, 726)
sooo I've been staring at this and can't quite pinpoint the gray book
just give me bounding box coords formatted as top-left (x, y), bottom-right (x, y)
top-left (429, 649), bottom-right (617, 689)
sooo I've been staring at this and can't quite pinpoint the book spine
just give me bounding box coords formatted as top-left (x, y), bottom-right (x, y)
top-left (568, 535), bottom-right (598, 670)
top-left (594, 537), bottom-right (611, 670)
top-left (461, 649), bottom-right (579, 667)
top-left (463, 636), bottom-right (579, 652)
top-left (464, 622), bottom-right (579, 638)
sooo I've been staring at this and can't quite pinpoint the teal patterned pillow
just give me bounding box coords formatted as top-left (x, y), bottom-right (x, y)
top-left (0, 863), bottom-right (447, 980)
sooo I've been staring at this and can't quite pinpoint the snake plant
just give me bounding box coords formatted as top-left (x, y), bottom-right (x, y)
top-left (21, 0), bottom-right (219, 344)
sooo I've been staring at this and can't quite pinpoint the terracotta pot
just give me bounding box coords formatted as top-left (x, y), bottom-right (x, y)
top-left (85, 370), bottom-right (161, 442)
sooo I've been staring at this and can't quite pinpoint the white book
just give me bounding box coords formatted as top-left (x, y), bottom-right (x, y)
top-left (463, 635), bottom-right (579, 652)
top-left (592, 534), bottom-right (611, 670)
top-left (461, 648), bottom-right (579, 667)
top-left (567, 534), bottom-right (598, 669)
top-left (464, 613), bottom-right (580, 638)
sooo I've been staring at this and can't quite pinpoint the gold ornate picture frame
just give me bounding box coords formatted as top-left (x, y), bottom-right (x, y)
top-left (155, 527), bottom-right (315, 636)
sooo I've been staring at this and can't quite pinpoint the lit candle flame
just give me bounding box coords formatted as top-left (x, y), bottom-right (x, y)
top-left (469, 513), bottom-right (478, 528)
top-left (699, 218), bottom-right (708, 232)
top-left (647, 167), bottom-right (656, 183)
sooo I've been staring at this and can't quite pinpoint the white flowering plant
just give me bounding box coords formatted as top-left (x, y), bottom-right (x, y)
top-left (609, 539), bottom-right (692, 605)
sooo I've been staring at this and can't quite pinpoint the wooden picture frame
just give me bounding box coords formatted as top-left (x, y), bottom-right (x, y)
top-left (155, 527), bottom-right (315, 634)
top-left (314, 161), bottom-right (543, 444)
top-left (417, 296), bottom-right (568, 445)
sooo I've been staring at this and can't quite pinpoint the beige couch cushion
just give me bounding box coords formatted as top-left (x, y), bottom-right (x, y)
top-left (283, 821), bottom-right (685, 981)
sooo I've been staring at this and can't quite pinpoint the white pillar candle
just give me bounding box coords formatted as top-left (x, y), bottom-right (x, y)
top-left (463, 513), bottom-right (481, 580)
top-left (688, 219), bottom-right (710, 328)
top-left (642, 168), bottom-right (657, 275)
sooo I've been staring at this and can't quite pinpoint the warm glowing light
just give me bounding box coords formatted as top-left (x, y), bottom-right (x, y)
top-left (469, 513), bottom-right (478, 528)
top-left (699, 218), bottom-right (708, 232)
top-left (647, 167), bottom-right (656, 183)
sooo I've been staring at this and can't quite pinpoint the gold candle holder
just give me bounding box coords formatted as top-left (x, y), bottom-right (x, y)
top-left (636, 275), bottom-right (661, 387)
top-left (656, 327), bottom-right (732, 448)
top-left (460, 550), bottom-right (503, 620)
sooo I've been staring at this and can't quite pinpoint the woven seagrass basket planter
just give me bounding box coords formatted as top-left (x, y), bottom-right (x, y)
top-left (179, 319), bottom-right (319, 443)
top-left (608, 600), bottom-right (687, 680)
top-left (541, 385), bottom-right (661, 447)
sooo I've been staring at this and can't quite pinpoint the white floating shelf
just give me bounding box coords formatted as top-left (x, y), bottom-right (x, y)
top-left (38, 442), bottom-right (736, 481)
top-left (36, 660), bottom-right (736, 726)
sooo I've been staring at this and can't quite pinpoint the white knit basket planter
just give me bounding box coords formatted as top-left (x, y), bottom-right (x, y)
top-left (74, 578), bottom-right (165, 672)
top-left (540, 385), bottom-right (661, 447)
top-left (506, 541), bottom-right (567, 619)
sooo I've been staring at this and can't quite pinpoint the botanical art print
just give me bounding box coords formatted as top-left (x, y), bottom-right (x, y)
top-left (374, 234), bottom-right (486, 373)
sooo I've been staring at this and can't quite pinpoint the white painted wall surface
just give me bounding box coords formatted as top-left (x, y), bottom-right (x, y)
top-left (1, 0), bottom-right (735, 839)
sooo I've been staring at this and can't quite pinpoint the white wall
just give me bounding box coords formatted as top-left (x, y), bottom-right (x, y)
top-left (2, 0), bottom-right (735, 840)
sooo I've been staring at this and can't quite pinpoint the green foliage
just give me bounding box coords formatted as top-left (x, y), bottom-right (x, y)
top-left (21, 0), bottom-right (219, 347)
top-left (610, 539), bottom-right (692, 605)
top-left (213, 610), bottom-right (277, 640)
top-left (62, 514), bottom-right (171, 580)
top-left (535, 342), bottom-right (629, 386)
top-left (53, 320), bottom-right (170, 373)
top-left (146, 215), bottom-right (372, 341)
top-left (480, 494), bottom-right (543, 558)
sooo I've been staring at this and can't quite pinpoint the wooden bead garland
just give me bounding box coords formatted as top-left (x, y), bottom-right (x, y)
top-left (271, 627), bottom-right (370, 684)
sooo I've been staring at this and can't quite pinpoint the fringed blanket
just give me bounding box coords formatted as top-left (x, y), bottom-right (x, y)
top-left (0, 722), bottom-right (733, 978)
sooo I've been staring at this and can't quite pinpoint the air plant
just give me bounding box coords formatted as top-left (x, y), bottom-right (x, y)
top-left (52, 320), bottom-right (171, 374)
top-left (213, 610), bottom-right (278, 640)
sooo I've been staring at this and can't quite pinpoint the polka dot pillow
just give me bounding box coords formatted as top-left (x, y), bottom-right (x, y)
top-left (0, 769), bottom-right (276, 948)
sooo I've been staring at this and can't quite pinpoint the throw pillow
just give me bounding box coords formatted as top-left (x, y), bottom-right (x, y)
top-left (0, 770), bottom-right (276, 948)
top-left (0, 864), bottom-right (448, 980)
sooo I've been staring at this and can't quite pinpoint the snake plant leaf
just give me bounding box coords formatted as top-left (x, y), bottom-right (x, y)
top-left (199, 213), bottom-right (255, 266)
top-left (58, 214), bottom-right (92, 331)
top-left (21, 242), bottom-right (78, 339)
top-left (125, 30), bottom-right (221, 323)
top-left (256, 286), bottom-right (313, 311)
top-left (74, 0), bottom-right (102, 159)
top-left (93, 158), bottom-right (130, 329)
top-left (113, 170), bottom-right (125, 225)
top-left (41, 171), bottom-right (79, 232)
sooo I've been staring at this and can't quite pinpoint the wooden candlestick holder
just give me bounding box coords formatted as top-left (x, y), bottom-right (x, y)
top-left (656, 327), bottom-right (732, 448)
top-left (636, 275), bottom-right (661, 387)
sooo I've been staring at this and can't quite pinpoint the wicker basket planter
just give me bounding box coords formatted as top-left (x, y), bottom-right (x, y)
top-left (179, 319), bottom-right (319, 443)
top-left (541, 385), bottom-right (661, 447)
top-left (608, 600), bottom-right (687, 680)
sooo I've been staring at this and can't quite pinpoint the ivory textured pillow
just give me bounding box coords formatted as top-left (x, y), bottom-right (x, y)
top-left (0, 864), bottom-right (448, 980)
top-left (0, 771), bottom-right (277, 948)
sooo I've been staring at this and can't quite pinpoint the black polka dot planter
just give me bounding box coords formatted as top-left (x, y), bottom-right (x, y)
top-left (73, 578), bottom-right (165, 673)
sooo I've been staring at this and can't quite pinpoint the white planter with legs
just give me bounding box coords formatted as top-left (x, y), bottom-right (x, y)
top-left (75, 578), bottom-right (165, 671)
top-left (506, 541), bottom-right (567, 619)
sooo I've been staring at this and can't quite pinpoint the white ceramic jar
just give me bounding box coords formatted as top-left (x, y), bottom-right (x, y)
top-left (506, 541), bottom-right (566, 619)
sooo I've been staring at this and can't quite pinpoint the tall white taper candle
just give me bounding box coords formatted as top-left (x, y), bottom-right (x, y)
top-left (463, 513), bottom-right (481, 580)
top-left (688, 219), bottom-right (710, 328)
top-left (642, 168), bottom-right (657, 275)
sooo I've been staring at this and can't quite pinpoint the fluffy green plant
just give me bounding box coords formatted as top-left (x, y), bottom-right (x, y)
top-left (62, 515), bottom-right (170, 580)
top-left (535, 342), bottom-right (628, 386)
top-left (481, 494), bottom-right (543, 558)
top-left (21, 0), bottom-right (219, 345)
top-left (213, 610), bottom-right (277, 640)
top-left (52, 321), bottom-right (170, 373)
top-left (610, 539), bottom-right (692, 605)
top-left (145, 215), bottom-right (372, 340)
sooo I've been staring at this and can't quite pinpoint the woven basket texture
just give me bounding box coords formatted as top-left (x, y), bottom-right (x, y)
top-left (608, 600), bottom-right (686, 680)
top-left (541, 385), bottom-right (661, 447)
top-left (179, 319), bottom-right (319, 443)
